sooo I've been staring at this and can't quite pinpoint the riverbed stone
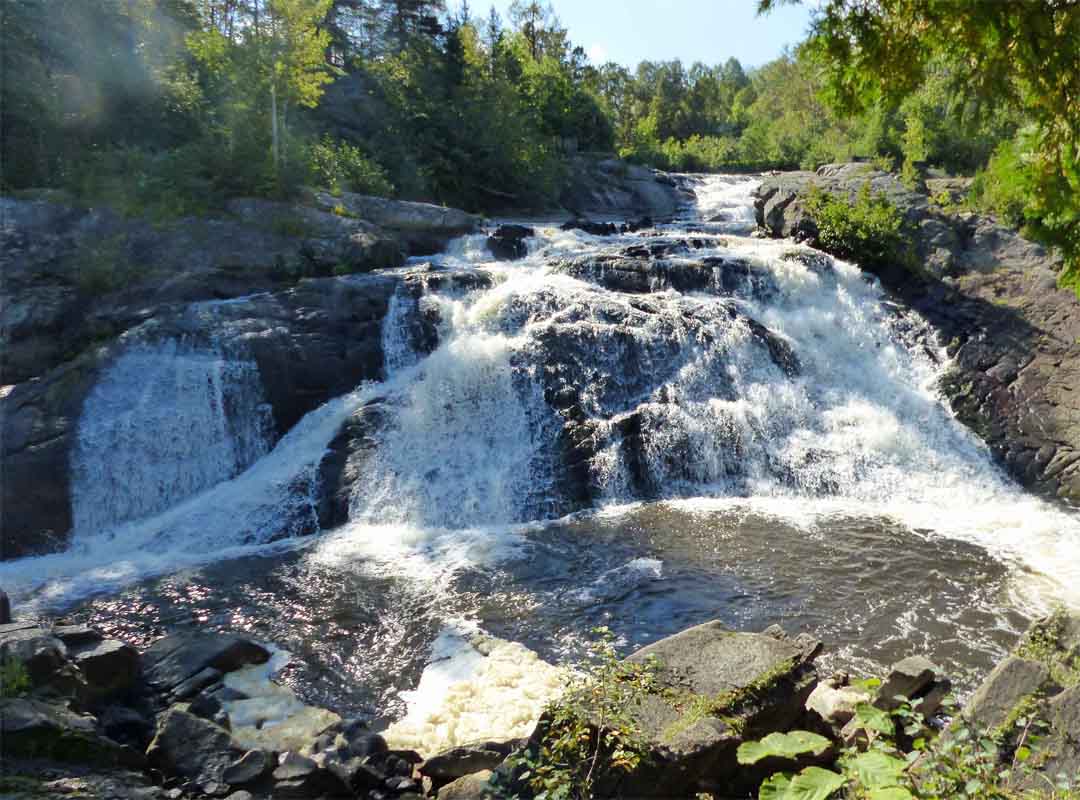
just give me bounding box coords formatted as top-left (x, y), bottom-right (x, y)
top-left (420, 739), bottom-right (522, 784)
top-left (874, 655), bottom-right (940, 710)
top-left (0, 588), bottom-right (10, 623)
top-left (72, 639), bottom-right (140, 697)
top-left (0, 624), bottom-right (68, 688)
top-left (486, 225), bottom-right (534, 261)
top-left (146, 705), bottom-right (239, 788)
top-left (143, 633), bottom-right (269, 695)
top-left (224, 749), bottom-right (274, 786)
top-left (806, 677), bottom-right (872, 727)
top-left (0, 697), bottom-right (139, 766)
top-left (438, 771), bottom-right (496, 800)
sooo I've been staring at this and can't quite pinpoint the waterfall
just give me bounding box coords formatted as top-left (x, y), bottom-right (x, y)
top-left (5, 174), bottom-right (1080, 618)
top-left (70, 341), bottom-right (274, 537)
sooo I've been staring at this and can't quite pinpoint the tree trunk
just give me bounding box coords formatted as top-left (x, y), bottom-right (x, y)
top-left (271, 82), bottom-right (280, 173)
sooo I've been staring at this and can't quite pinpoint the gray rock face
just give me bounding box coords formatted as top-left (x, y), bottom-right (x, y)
top-left (555, 622), bottom-right (821, 798)
top-left (0, 697), bottom-right (137, 766)
top-left (560, 157), bottom-right (694, 219)
top-left (142, 633), bottom-right (269, 696)
top-left (72, 639), bottom-right (140, 698)
top-left (146, 705), bottom-right (239, 789)
top-left (0, 622), bottom-right (69, 688)
top-left (965, 657), bottom-right (1050, 731)
top-left (308, 189), bottom-right (481, 256)
top-left (753, 164), bottom-right (1080, 506)
top-left (1, 272), bottom-right (398, 560)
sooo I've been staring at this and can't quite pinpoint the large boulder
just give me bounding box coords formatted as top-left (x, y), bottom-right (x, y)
top-left (308, 189), bottom-right (482, 255)
top-left (520, 622), bottom-right (820, 798)
top-left (146, 705), bottom-right (240, 790)
top-left (0, 697), bottom-right (139, 766)
top-left (559, 157), bottom-right (694, 219)
top-left (142, 632), bottom-right (270, 697)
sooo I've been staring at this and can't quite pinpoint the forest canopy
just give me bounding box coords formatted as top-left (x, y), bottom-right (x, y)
top-left (2, 0), bottom-right (1076, 278)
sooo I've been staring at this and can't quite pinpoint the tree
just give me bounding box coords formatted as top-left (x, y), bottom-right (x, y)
top-left (188, 0), bottom-right (333, 179)
top-left (759, 0), bottom-right (1080, 287)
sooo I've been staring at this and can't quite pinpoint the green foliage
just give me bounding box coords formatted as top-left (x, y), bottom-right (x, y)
top-left (803, 184), bottom-right (913, 274)
top-left (0, 658), bottom-right (31, 697)
top-left (759, 0), bottom-right (1080, 289)
top-left (505, 627), bottom-right (658, 800)
top-left (746, 691), bottom-right (1080, 800)
top-left (308, 136), bottom-right (394, 196)
top-left (738, 731), bottom-right (834, 766)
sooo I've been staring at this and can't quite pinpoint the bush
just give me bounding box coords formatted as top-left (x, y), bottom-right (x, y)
top-left (307, 135), bottom-right (394, 197)
top-left (502, 628), bottom-right (658, 800)
top-left (803, 183), bottom-right (915, 274)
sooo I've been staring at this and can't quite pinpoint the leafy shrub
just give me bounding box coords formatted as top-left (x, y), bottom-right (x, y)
top-left (504, 628), bottom-right (658, 800)
top-left (803, 183), bottom-right (915, 274)
top-left (307, 135), bottom-right (394, 197)
top-left (0, 658), bottom-right (31, 696)
top-left (742, 694), bottom-right (1079, 800)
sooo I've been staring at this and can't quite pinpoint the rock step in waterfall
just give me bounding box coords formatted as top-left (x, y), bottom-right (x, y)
top-left (1, 175), bottom-right (1080, 623)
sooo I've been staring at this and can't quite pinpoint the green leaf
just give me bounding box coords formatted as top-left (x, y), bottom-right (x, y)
top-left (1016, 745), bottom-right (1032, 762)
top-left (849, 751), bottom-right (908, 789)
top-left (784, 767), bottom-right (846, 800)
top-left (854, 702), bottom-right (896, 736)
top-left (759, 772), bottom-right (793, 800)
top-left (737, 731), bottom-right (833, 765)
top-left (867, 788), bottom-right (915, 800)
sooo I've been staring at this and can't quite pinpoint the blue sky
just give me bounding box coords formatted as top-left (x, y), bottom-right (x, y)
top-left (489, 0), bottom-right (815, 69)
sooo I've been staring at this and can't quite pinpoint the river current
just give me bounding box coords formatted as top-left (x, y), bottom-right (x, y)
top-left (4, 175), bottom-right (1080, 734)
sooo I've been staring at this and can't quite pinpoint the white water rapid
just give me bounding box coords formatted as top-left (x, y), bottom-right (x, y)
top-left (4, 174), bottom-right (1080, 623)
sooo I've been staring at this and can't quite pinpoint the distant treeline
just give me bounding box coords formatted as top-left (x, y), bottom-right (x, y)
top-left (3, 1), bottom-right (1077, 281)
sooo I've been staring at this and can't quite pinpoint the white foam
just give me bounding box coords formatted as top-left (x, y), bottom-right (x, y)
top-left (224, 648), bottom-right (341, 752)
top-left (383, 623), bottom-right (566, 756)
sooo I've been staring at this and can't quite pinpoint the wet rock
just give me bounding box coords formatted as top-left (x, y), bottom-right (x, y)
top-left (173, 666), bottom-right (224, 701)
top-left (2, 271), bottom-right (399, 560)
top-left (72, 639), bottom-right (140, 697)
top-left (754, 164), bottom-right (1080, 506)
top-left (0, 697), bottom-right (139, 766)
top-left (225, 792), bottom-right (255, 800)
top-left (486, 225), bottom-right (534, 261)
top-left (224, 749), bottom-right (275, 786)
top-left (272, 750), bottom-right (350, 798)
top-left (438, 771), bottom-right (495, 800)
top-left (146, 705), bottom-right (239, 787)
top-left (308, 189), bottom-right (481, 256)
top-left (420, 739), bottom-right (521, 784)
top-left (143, 633), bottom-right (269, 695)
top-left (0, 588), bottom-right (10, 623)
top-left (561, 218), bottom-right (621, 236)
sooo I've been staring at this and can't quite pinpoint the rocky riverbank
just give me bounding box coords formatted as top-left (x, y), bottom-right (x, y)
top-left (4, 610), bottom-right (1079, 799)
top-left (754, 163), bottom-right (1080, 507)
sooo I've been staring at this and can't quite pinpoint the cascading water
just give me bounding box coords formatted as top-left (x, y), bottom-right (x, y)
top-left (70, 341), bottom-right (274, 536)
top-left (6, 174), bottom-right (1080, 740)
